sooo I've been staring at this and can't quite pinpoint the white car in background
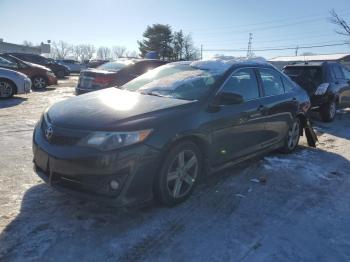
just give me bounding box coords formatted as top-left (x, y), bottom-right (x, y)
top-left (0, 67), bottom-right (32, 98)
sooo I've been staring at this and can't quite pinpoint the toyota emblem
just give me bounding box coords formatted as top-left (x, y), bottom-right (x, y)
top-left (45, 125), bottom-right (54, 140)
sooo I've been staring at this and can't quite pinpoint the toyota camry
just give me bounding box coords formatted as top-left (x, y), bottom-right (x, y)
top-left (33, 58), bottom-right (312, 206)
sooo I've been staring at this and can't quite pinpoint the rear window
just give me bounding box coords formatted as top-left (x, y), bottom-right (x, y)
top-left (283, 66), bottom-right (323, 93)
top-left (97, 60), bottom-right (134, 71)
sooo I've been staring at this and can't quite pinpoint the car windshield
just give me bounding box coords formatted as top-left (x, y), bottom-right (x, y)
top-left (97, 60), bottom-right (134, 71)
top-left (122, 63), bottom-right (220, 101)
top-left (283, 66), bottom-right (323, 93)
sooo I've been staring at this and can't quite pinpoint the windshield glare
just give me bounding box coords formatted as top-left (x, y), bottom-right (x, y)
top-left (98, 60), bottom-right (134, 71)
top-left (122, 63), bottom-right (219, 101)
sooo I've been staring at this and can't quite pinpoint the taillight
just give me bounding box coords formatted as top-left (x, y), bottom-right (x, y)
top-left (93, 75), bottom-right (115, 86)
top-left (315, 83), bottom-right (329, 95)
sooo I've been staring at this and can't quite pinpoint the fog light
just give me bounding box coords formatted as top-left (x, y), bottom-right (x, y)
top-left (110, 180), bottom-right (120, 190)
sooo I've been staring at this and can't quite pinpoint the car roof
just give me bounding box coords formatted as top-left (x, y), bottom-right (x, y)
top-left (171, 58), bottom-right (275, 75)
top-left (284, 61), bottom-right (327, 67)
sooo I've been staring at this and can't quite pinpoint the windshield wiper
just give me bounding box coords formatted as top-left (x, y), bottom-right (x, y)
top-left (139, 91), bottom-right (167, 98)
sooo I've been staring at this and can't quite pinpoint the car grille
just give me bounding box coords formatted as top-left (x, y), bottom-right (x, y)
top-left (41, 116), bottom-right (87, 146)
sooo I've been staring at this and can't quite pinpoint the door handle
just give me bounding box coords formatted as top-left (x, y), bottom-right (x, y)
top-left (257, 105), bottom-right (268, 115)
top-left (292, 97), bottom-right (297, 101)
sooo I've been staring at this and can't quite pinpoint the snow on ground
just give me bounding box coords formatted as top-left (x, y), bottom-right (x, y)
top-left (0, 76), bottom-right (350, 261)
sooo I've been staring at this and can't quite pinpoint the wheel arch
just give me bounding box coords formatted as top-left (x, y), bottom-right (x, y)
top-left (0, 77), bottom-right (18, 94)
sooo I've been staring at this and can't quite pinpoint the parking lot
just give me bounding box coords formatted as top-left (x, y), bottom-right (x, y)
top-left (0, 76), bottom-right (350, 261)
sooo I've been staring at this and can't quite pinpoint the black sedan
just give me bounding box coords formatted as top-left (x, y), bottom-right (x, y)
top-left (33, 60), bottom-right (311, 206)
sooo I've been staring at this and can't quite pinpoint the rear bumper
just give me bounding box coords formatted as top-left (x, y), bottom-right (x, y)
top-left (75, 87), bottom-right (97, 95)
top-left (32, 124), bottom-right (161, 207)
top-left (310, 94), bottom-right (333, 110)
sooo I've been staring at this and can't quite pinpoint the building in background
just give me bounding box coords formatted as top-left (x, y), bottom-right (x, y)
top-left (269, 53), bottom-right (350, 70)
top-left (0, 39), bottom-right (50, 55)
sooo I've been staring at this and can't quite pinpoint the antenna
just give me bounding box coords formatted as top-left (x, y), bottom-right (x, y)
top-left (247, 33), bottom-right (253, 58)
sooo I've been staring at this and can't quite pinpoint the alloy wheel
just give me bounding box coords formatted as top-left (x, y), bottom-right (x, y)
top-left (329, 102), bottom-right (336, 119)
top-left (287, 120), bottom-right (300, 150)
top-left (0, 81), bottom-right (14, 98)
top-left (166, 150), bottom-right (198, 199)
top-left (33, 77), bottom-right (46, 89)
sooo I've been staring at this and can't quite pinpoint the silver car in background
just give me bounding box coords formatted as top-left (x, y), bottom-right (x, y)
top-left (56, 59), bottom-right (87, 73)
top-left (0, 67), bottom-right (31, 98)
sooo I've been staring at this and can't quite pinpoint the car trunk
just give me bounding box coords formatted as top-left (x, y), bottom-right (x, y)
top-left (283, 66), bottom-right (324, 96)
top-left (78, 69), bottom-right (117, 90)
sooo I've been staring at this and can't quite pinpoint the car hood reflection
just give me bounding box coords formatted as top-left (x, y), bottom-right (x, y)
top-left (47, 88), bottom-right (193, 130)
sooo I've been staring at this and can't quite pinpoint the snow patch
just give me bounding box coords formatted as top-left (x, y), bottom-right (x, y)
top-left (190, 56), bottom-right (268, 73)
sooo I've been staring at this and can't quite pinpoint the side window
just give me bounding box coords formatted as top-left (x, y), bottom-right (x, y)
top-left (332, 64), bottom-right (344, 79)
top-left (0, 57), bottom-right (17, 68)
top-left (221, 68), bottom-right (260, 101)
top-left (282, 77), bottom-right (295, 93)
top-left (341, 66), bottom-right (350, 80)
top-left (259, 69), bottom-right (285, 96)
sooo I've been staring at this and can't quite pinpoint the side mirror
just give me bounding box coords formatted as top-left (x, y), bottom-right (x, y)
top-left (217, 92), bottom-right (244, 105)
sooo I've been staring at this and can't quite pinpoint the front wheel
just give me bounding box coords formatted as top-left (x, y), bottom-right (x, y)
top-left (280, 118), bottom-right (301, 153)
top-left (0, 79), bottom-right (15, 98)
top-left (154, 141), bottom-right (202, 206)
top-left (32, 76), bottom-right (47, 89)
top-left (56, 70), bottom-right (65, 79)
top-left (320, 101), bottom-right (336, 122)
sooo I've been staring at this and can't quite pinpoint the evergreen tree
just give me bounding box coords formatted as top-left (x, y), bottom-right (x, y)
top-left (138, 24), bottom-right (173, 60)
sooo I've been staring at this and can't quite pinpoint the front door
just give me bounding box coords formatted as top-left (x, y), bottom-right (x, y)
top-left (209, 68), bottom-right (267, 165)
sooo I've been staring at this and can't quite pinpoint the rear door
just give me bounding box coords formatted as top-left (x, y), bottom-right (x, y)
top-left (332, 64), bottom-right (350, 108)
top-left (340, 66), bottom-right (350, 107)
top-left (210, 67), bottom-right (267, 165)
top-left (257, 68), bottom-right (298, 148)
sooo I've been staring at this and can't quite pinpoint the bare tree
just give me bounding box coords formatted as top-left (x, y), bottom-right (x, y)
top-left (125, 50), bottom-right (138, 58)
top-left (23, 40), bottom-right (34, 47)
top-left (183, 34), bottom-right (199, 60)
top-left (112, 46), bottom-right (126, 59)
top-left (329, 9), bottom-right (350, 36)
top-left (52, 41), bottom-right (73, 59)
top-left (72, 44), bottom-right (95, 62)
top-left (97, 46), bottom-right (111, 60)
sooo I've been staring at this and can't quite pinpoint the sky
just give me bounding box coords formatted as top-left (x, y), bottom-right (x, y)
top-left (1, 0), bottom-right (350, 59)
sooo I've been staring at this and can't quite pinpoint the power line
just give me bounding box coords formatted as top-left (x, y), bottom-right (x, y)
top-left (203, 42), bottom-right (350, 52)
top-left (184, 9), bottom-right (350, 33)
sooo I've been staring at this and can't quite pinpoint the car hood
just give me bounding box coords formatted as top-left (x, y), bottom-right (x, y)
top-left (47, 88), bottom-right (194, 130)
top-left (26, 62), bottom-right (51, 72)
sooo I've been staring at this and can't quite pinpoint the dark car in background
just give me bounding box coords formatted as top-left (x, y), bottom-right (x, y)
top-left (8, 53), bottom-right (70, 79)
top-left (76, 59), bottom-right (166, 95)
top-left (0, 53), bottom-right (57, 89)
top-left (33, 60), bottom-right (311, 207)
top-left (85, 59), bottom-right (109, 68)
top-left (283, 62), bottom-right (350, 122)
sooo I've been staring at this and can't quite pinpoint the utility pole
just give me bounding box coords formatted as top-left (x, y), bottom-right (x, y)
top-left (295, 45), bottom-right (299, 56)
top-left (200, 44), bottom-right (203, 60)
top-left (247, 33), bottom-right (253, 58)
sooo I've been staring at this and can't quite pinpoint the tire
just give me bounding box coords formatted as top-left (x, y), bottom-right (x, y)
top-left (32, 76), bottom-right (47, 89)
top-left (0, 79), bottom-right (15, 98)
top-left (280, 117), bottom-right (301, 154)
top-left (319, 101), bottom-right (336, 122)
top-left (56, 70), bottom-right (65, 79)
top-left (154, 141), bottom-right (203, 206)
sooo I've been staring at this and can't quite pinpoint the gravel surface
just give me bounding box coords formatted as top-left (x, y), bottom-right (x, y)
top-left (0, 76), bottom-right (350, 262)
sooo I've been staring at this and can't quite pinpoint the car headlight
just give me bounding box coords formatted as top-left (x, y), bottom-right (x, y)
top-left (78, 129), bottom-right (153, 151)
top-left (315, 83), bottom-right (329, 95)
top-left (47, 71), bottom-right (56, 77)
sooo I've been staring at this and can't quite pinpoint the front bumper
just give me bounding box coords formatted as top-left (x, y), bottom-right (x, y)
top-left (32, 123), bottom-right (160, 207)
top-left (47, 75), bottom-right (58, 86)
